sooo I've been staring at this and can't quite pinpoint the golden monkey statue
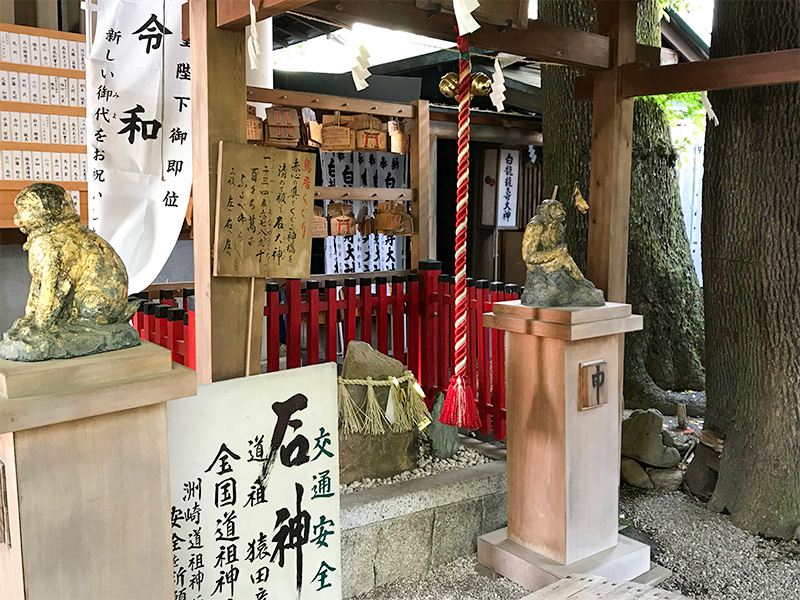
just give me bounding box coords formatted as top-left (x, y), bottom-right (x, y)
top-left (520, 199), bottom-right (605, 307)
top-left (0, 183), bottom-right (140, 361)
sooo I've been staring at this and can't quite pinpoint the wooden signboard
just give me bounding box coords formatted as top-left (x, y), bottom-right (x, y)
top-left (213, 141), bottom-right (316, 278)
top-left (167, 364), bottom-right (342, 600)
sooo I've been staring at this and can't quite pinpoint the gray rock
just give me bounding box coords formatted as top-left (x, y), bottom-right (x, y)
top-left (661, 429), bottom-right (676, 448)
top-left (647, 468), bottom-right (684, 492)
top-left (427, 392), bottom-right (460, 459)
top-left (342, 341), bottom-right (406, 410)
top-left (622, 409), bottom-right (681, 468)
top-left (520, 266), bottom-right (605, 308)
top-left (340, 341), bottom-right (418, 484)
top-left (621, 457), bottom-right (654, 489)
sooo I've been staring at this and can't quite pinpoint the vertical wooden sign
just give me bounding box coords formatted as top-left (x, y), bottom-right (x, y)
top-left (214, 141), bottom-right (316, 278)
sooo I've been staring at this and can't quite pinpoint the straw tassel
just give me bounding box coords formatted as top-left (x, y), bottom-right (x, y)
top-left (389, 378), bottom-right (412, 433)
top-left (362, 377), bottom-right (387, 435)
top-left (405, 371), bottom-right (432, 430)
top-left (337, 377), bottom-right (363, 436)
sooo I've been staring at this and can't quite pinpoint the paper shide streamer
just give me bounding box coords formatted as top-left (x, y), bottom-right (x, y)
top-left (247, 0), bottom-right (262, 70)
top-left (489, 57), bottom-right (506, 112)
top-left (351, 41), bottom-right (372, 91)
top-left (453, 0), bottom-right (481, 36)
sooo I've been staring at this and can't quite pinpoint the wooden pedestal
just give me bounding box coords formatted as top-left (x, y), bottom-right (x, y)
top-left (479, 301), bottom-right (649, 589)
top-left (0, 342), bottom-right (196, 600)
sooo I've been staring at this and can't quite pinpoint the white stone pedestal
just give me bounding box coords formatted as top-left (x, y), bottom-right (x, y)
top-left (478, 301), bottom-right (650, 591)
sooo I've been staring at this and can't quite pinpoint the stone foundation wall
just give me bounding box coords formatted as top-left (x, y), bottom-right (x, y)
top-left (339, 461), bottom-right (507, 598)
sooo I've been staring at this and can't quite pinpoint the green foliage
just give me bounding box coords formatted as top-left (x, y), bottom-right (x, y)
top-left (652, 92), bottom-right (706, 159)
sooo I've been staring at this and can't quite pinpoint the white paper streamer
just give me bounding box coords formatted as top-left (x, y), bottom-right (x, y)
top-left (247, 0), bottom-right (261, 70)
top-left (701, 91), bottom-right (719, 126)
top-left (454, 0), bottom-right (481, 36)
top-left (489, 57), bottom-right (506, 112)
top-left (351, 42), bottom-right (371, 91)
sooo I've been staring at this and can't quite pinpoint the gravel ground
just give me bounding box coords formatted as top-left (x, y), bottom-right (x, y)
top-left (340, 442), bottom-right (496, 494)
top-left (352, 556), bottom-right (528, 600)
top-left (621, 488), bottom-right (800, 600)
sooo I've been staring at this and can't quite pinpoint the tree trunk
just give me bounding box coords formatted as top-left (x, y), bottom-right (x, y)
top-left (702, 0), bottom-right (800, 539)
top-left (539, 0), bottom-right (705, 415)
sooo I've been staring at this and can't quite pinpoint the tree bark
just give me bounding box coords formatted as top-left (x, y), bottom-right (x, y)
top-left (702, 0), bottom-right (800, 539)
top-left (539, 0), bottom-right (706, 415)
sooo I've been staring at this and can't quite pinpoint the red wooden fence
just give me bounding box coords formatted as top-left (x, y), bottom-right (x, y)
top-left (262, 261), bottom-right (518, 440)
top-left (134, 262), bottom-right (517, 440)
top-left (131, 288), bottom-right (195, 370)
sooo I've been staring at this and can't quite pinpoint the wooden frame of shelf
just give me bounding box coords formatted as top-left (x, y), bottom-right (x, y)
top-left (246, 85), bottom-right (431, 270)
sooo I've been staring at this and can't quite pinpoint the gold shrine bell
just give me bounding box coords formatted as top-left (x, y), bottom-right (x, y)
top-left (439, 72), bottom-right (492, 98)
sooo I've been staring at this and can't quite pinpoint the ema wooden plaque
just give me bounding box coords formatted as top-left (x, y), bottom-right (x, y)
top-left (213, 141), bottom-right (316, 278)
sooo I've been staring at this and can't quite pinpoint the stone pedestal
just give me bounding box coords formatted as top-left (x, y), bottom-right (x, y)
top-left (478, 301), bottom-right (649, 590)
top-left (0, 342), bottom-right (196, 600)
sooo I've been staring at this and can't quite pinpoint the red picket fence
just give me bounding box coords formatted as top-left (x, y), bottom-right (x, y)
top-left (131, 288), bottom-right (196, 370)
top-left (134, 262), bottom-right (517, 440)
top-left (264, 260), bottom-right (518, 440)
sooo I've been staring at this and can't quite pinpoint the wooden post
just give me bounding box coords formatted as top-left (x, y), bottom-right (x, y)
top-left (189, 0), bottom-right (255, 383)
top-left (586, 0), bottom-right (638, 302)
top-left (410, 99), bottom-right (431, 265)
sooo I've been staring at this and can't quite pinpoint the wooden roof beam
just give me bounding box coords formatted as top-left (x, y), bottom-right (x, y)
top-left (210, 0), bottom-right (661, 71)
top-left (216, 0), bottom-right (317, 29)
top-left (302, 1), bottom-right (665, 70)
top-left (575, 49), bottom-right (800, 99)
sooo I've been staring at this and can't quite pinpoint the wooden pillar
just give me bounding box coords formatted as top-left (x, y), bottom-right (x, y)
top-left (586, 0), bottom-right (638, 302)
top-left (189, 0), bottom-right (259, 383)
top-left (410, 99), bottom-right (431, 265)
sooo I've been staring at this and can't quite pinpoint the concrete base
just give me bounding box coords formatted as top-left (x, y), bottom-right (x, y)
top-left (478, 528), bottom-right (650, 592)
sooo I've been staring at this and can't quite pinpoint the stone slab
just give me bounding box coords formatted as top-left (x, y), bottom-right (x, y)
top-left (478, 529), bottom-right (650, 592)
top-left (341, 460), bottom-right (506, 530)
top-left (431, 498), bottom-right (483, 566)
top-left (374, 510), bottom-right (434, 586)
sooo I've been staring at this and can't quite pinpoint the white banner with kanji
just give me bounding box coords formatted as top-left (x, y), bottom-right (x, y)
top-left (87, 0), bottom-right (191, 292)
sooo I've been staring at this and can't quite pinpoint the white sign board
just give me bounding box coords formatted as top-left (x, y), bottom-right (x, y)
top-left (87, 0), bottom-right (192, 293)
top-left (168, 364), bottom-right (341, 600)
top-left (496, 149), bottom-right (520, 229)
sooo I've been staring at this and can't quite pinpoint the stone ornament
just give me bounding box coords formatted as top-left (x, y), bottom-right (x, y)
top-left (520, 198), bottom-right (605, 307)
top-left (0, 183), bottom-right (140, 361)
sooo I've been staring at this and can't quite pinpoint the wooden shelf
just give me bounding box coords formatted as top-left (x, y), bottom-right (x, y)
top-left (0, 101), bottom-right (85, 116)
top-left (0, 142), bottom-right (86, 153)
top-left (247, 86), bottom-right (414, 119)
top-left (0, 61), bottom-right (84, 79)
top-left (1, 180), bottom-right (86, 190)
top-left (314, 186), bottom-right (415, 202)
top-left (0, 23), bottom-right (84, 42)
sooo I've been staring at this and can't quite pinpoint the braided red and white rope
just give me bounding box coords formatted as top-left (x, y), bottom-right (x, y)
top-left (454, 33), bottom-right (471, 381)
top-left (440, 34), bottom-right (481, 430)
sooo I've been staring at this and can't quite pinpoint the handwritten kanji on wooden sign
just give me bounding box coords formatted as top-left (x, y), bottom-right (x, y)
top-left (213, 141), bottom-right (316, 278)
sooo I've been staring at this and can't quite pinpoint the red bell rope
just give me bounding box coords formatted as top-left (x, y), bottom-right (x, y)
top-left (440, 33), bottom-right (481, 430)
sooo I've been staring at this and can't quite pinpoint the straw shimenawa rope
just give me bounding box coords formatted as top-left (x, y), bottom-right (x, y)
top-left (337, 371), bottom-right (431, 436)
